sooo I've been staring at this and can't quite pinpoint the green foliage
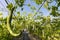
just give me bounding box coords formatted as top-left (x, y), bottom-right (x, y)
top-left (58, 2), bottom-right (60, 7)
top-left (34, 0), bottom-right (42, 5)
top-left (15, 0), bottom-right (24, 7)
top-left (50, 6), bottom-right (60, 16)
top-left (0, 22), bottom-right (12, 40)
top-left (7, 3), bottom-right (13, 10)
top-left (31, 6), bottom-right (36, 10)
top-left (0, 13), bottom-right (3, 21)
top-left (0, 0), bottom-right (60, 40)
top-left (44, 1), bottom-right (49, 9)
top-left (0, 12), bottom-right (60, 40)
top-left (27, 4), bottom-right (31, 6)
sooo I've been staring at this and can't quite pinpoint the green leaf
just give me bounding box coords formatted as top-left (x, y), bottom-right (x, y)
top-left (7, 3), bottom-right (13, 10)
top-left (44, 1), bottom-right (48, 9)
top-left (58, 2), bottom-right (60, 7)
top-left (50, 6), bottom-right (59, 16)
top-left (31, 6), bottom-right (36, 10)
top-left (27, 4), bottom-right (31, 6)
top-left (35, 0), bottom-right (42, 5)
top-left (15, 0), bottom-right (24, 7)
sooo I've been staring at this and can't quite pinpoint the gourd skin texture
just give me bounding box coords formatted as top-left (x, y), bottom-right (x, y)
top-left (7, 7), bottom-right (20, 36)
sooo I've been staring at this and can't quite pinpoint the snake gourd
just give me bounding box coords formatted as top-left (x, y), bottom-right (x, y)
top-left (7, 7), bottom-right (20, 36)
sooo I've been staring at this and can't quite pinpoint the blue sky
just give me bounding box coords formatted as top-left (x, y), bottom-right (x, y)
top-left (0, 0), bottom-right (56, 17)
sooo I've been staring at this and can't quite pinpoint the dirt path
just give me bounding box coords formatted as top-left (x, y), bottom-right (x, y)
top-left (28, 34), bottom-right (40, 40)
top-left (13, 31), bottom-right (40, 40)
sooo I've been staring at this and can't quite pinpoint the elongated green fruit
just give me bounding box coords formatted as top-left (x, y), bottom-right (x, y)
top-left (7, 7), bottom-right (20, 36)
